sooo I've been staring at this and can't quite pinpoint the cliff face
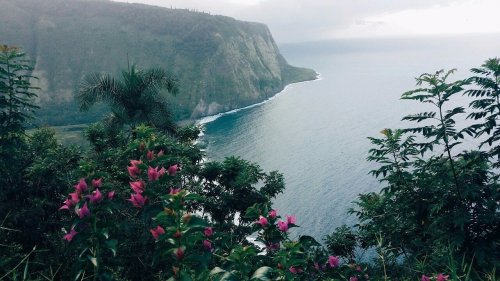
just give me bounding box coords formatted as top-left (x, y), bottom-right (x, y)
top-left (0, 0), bottom-right (317, 124)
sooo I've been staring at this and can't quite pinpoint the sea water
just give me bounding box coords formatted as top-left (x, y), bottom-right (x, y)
top-left (199, 34), bottom-right (500, 239)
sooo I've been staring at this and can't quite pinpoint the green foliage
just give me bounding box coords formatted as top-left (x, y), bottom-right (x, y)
top-left (0, 0), bottom-right (317, 125)
top-left (465, 58), bottom-right (500, 167)
top-left (0, 44), bottom-right (38, 139)
top-left (3, 53), bottom-right (500, 281)
top-left (353, 62), bottom-right (500, 279)
top-left (0, 44), bottom-right (39, 183)
top-left (0, 127), bottom-right (81, 279)
top-left (324, 225), bottom-right (358, 262)
top-left (78, 65), bottom-right (179, 134)
top-left (199, 157), bottom-right (285, 244)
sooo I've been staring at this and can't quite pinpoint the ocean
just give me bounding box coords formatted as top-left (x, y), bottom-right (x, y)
top-left (198, 34), bottom-right (500, 239)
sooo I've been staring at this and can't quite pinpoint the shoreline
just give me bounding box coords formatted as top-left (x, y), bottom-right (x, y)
top-left (195, 72), bottom-right (322, 128)
top-left (193, 72), bottom-right (321, 157)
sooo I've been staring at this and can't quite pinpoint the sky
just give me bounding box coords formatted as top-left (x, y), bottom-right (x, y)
top-left (111, 0), bottom-right (500, 43)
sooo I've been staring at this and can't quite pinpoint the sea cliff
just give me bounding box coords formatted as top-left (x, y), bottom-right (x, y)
top-left (0, 0), bottom-right (317, 124)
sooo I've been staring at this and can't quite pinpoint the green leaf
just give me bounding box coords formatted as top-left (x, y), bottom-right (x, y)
top-left (183, 193), bottom-right (204, 202)
top-left (186, 216), bottom-right (209, 228)
top-left (105, 239), bottom-right (118, 257)
top-left (251, 266), bottom-right (272, 280)
top-left (298, 235), bottom-right (321, 247)
top-left (210, 267), bottom-right (227, 276)
top-left (219, 272), bottom-right (238, 281)
top-left (87, 255), bottom-right (98, 267)
top-left (100, 229), bottom-right (109, 239)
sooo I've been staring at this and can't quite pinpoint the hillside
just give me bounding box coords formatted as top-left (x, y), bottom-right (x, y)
top-left (0, 0), bottom-right (317, 125)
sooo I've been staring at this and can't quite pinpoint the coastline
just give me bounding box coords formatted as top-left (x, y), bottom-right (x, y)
top-left (195, 72), bottom-right (322, 128)
top-left (193, 71), bottom-right (321, 156)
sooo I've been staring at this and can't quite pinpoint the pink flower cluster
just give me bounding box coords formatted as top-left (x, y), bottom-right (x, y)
top-left (146, 149), bottom-right (164, 161)
top-left (328, 256), bottom-right (340, 268)
top-left (202, 226), bottom-right (214, 251)
top-left (127, 160), bottom-right (142, 178)
top-left (60, 178), bottom-right (115, 242)
top-left (311, 255), bottom-right (340, 274)
top-left (147, 166), bottom-right (166, 181)
top-left (254, 209), bottom-right (297, 233)
top-left (126, 160), bottom-right (149, 208)
top-left (150, 225), bottom-right (165, 240)
top-left (145, 149), bottom-right (180, 177)
top-left (126, 152), bottom-right (180, 207)
top-left (277, 215), bottom-right (296, 232)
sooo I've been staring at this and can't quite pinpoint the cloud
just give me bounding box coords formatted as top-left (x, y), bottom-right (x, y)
top-left (111, 0), bottom-right (499, 43)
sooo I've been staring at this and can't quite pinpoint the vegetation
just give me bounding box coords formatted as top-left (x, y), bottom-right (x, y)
top-left (78, 65), bottom-right (179, 134)
top-left (0, 0), bottom-right (317, 125)
top-left (0, 43), bottom-right (498, 280)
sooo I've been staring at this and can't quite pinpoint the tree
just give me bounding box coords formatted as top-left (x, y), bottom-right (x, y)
top-left (77, 65), bottom-right (179, 134)
top-left (0, 44), bottom-right (39, 213)
top-left (465, 58), bottom-right (500, 167)
top-left (353, 67), bottom-right (499, 274)
top-left (0, 44), bottom-right (39, 139)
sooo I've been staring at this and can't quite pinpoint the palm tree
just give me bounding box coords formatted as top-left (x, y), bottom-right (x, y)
top-left (77, 65), bottom-right (179, 133)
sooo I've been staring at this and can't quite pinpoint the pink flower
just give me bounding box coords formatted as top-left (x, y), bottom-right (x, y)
top-left (127, 165), bottom-right (141, 178)
top-left (128, 193), bottom-right (147, 208)
top-left (77, 202), bottom-right (90, 219)
top-left (421, 275), bottom-right (431, 281)
top-left (314, 262), bottom-right (320, 271)
top-left (277, 220), bottom-right (288, 232)
top-left (350, 277), bottom-right (358, 281)
top-left (157, 150), bottom-right (164, 157)
top-left (60, 193), bottom-right (79, 210)
top-left (69, 192), bottom-right (79, 203)
top-left (63, 229), bottom-right (78, 242)
top-left (168, 164), bottom-right (179, 176)
top-left (91, 178), bottom-right (102, 188)
top-left (289, 266), bottom-right (302, 274)
top-left (255, 216), bottom-right (268, 226)
top-left (130, 180), bottom-right (146, 194)
top-left (74, 178), bottom-right (88, 195)
top-left (286, 215), bottom-right (296, 225)
top-left (148, 166), bottom-right (164, 181)
top-left (203, 239), bottom-right (212, 251)
top-left (147, 150), bottom-right (155, 161)
top-left (328, 256), bottom-right (340, 268)
top-left (130, 160), bottom-right (142, 166)
top-left (169, 187), bottom-right (181, 195)
top-left (268, 209), bottom-right (277, 219)
top-left (107, 191), bottom-right (115, 200)
top-left (88, 188), bottom-right (103, 204)
top-left (150, 225), bottom-right (165, 240)
top-left (158, 167), bottom-right (166, 177)
top-left (437, 273), bottom-right (449, 281)
top-left (59, 200), bottom-right (72, 211)
top-left (204, 227), bottom-right (213, 237)
top-left (175, 247), bottom-right (184, 260)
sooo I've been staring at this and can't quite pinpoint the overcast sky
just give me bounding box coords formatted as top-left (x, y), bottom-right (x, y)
top-left (112, 0), bottom-right (500, 43)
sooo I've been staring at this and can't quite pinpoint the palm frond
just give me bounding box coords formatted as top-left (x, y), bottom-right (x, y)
top-left (143, 67), bottom-right (179, 96)
top-left (77, 73), bottom-right (120, 111)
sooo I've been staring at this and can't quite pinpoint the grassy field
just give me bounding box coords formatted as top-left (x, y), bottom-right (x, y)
top-left (29, 124), bottom-right (89, 147)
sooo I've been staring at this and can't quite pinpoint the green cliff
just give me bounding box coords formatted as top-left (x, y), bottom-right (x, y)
top-left (0, 0), bottom-right (317, 125)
